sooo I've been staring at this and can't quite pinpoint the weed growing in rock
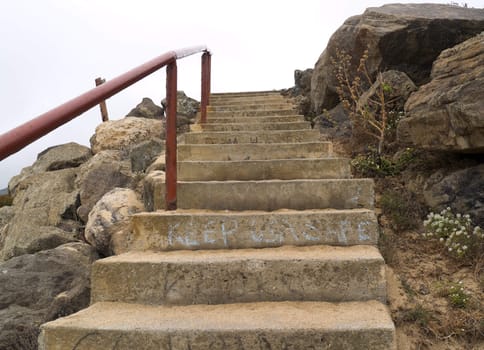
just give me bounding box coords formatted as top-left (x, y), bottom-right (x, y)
top-left (423, 207), bottom-right (483, 260)
top-left (351, 147), bottom-right (416, 177)
top-left (381, 189), bottom-right (423, 231)
top-left (332, 48), bottom-right (402, 155)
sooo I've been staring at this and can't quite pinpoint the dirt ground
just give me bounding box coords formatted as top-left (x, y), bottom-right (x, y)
top-left (332, 140), bottom-right (483, 350)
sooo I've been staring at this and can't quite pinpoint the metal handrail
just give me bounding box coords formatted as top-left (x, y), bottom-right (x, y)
top-left (0, 45), bottom-right (211, 210)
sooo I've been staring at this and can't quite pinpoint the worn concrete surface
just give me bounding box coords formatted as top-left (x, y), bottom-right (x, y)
top-left (91, 245), bottom-right (386, 305)
top-left (197, 121), bottom-right (311, 132)
top-left (147, 178), bottom-right (374, 211)
top-left (177, 142), bottom-right (332, 161)
top-left (181, 129), bottom-right (321, 144)
top-left (130, 209), bottom-right (378, 251)
top-left (39, 301), bottom-right (396, 350)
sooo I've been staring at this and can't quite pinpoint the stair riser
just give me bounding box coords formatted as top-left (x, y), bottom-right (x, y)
top-left (177, 158), bottom-right (350, 181)
top-left (145, 178), bottom-right (374, 211)
top-left (178, 142), bottom-right (332, 161)
top-left (40, 324), bottom-right (395, 350)
top-left (198, 122), bottom-right (311, 132)
top-left (208, 109), bottom-right (296, 117)
top-left (91, 252), bottom-right (386, 305)
top-left (182, 130), bottom-right (320, 144)
top-left (208, 104), bottom-right (293, 112)
top-left (211, 91), bottom-right (284, 98)
top-left (207, 115), bottom-right (304, 124)
top-left (210, 98), bottom-right (288, 106)
top-left (130, 210), bottom-right (378, 251)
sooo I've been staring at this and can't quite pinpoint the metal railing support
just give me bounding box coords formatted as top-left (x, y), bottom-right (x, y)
top-left (95, 77), bottom-right (109, 122)
top-left (201, 51), bottom-right (211, 123)
top-left (165, 61), bottom-right (178, 210)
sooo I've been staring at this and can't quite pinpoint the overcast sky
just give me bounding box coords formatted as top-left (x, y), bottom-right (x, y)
top-left (1, 0), bottom-right (483, 188)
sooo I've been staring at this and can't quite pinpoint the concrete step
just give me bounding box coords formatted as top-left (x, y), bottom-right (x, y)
top-left (90, 245), bottom-right (386, 305)
top-left (177, 158), bottom-right (350, 181)
top-left (40, 301), bottom-right (396, 350)
top-left (130, 209), bottom-right (378, 251)
top-left (206, 115), bottom-right (304, 124)
top-left (208, 103), bottom-right (294, 112)
top-left (178, 142), bottom-right (332, 161)
top-left (208, 108), bottom-right (297, 117)
top-left (181, 129), bottom-right (321, 144)
top-left (144, 177), bottom-right (374, 211)
top-left (195, 121), bottom-right (311, 132)
top-left (211, 90), bottom-right (284, 98)
top-left (209, 97), bottom-right (289, 106)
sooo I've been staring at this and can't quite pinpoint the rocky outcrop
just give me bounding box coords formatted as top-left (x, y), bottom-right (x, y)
top-left (284, 69), bottom-right (313, 117)
top-left (126, 97), bottom-right (164, 119)
top-left (424, 164), bottom-right (484, 227)
top-left (129, 138), bottom-right (164, 173)
top-left (84, 188), bottom-right (144, 256)
top-left (310, 4), bottom-right (484, 114)
top-left (76, 150), bottom-right (135, 223)
top-left (398, 33), bottom-right (484, 153)
top-left (89, 117), bottom-right (163, 154)
top-left (0, 242), bottom-right (98, 349)
top-left (161, 91), bottom-right (200, 133)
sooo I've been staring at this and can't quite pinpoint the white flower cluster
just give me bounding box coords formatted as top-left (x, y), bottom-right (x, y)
top-left (423, 207), bottom-right (483, 258)
top-left (448, 281), bottom-right (469, 308)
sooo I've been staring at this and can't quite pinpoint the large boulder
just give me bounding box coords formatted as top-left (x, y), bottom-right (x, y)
top-left (1, 168), bottom-right (81, 261)
top-left (424, 164), bottom-right (484, 227)
top-left (161, 91), bottom-right (200, 133)
top-left (126, 97), bottom-right (164, 119)
top-left (76, 150), bottom-right (135, 223)
top-left (0, 242), bottom-right (98, 349)
top-left (84, 188), bottom-right (144, 256)
top-left (8, 143), bottom-right (91, 196)
top-left (310, 4), bottom-right (484, 114)
top-left (90, 117), bottom-right (163, 154)
top-left (398, 33), bottom-right (484, 152)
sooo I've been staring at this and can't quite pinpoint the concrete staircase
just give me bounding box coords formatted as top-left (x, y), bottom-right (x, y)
top-left (39, 91), bottom-right (396, 349)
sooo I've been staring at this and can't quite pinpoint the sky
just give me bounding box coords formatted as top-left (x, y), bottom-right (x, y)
top-left (1, 0), bottom-right (483, 188)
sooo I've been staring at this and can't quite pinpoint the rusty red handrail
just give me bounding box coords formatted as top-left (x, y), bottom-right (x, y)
top-left (0, 45), bottom-right (211, 210)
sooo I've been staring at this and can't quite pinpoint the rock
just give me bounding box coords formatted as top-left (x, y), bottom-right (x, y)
top-left (126, 97), bottom-right (164, 119)
top-left (0, 242), bottom-right (98, 350)
top-left (85, 188), bottom-right (144, 256)
top-left (424, 164), bottom-right (484, 227)
top-left (90, 117), bottom-right (163, 154)
top-left (1, 168), bottom-right (82, 261)
top-left (310, 3), bottom-right (484, 113)
top-left (146, 153), bottom-right (166, 173)
top-left (8, 142), bottom-right (91, 196)
top-left (315, 103), bottom-right (351, 140)
top-left (0, 206), bottom-right (14, 229)
top-left (76, 151), bottom-right (134, 223)
top-left (398, 33), bottom-right (484, 152)
top-left (129, 138), bottom-right (164, 173)
top-left (161, 91), bottom-right (200, 133)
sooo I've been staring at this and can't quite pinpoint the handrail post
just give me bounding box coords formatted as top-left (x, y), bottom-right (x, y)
top-left (95, 77), bottom-right (109, 122)
top-left (165, 61), bottom-right (177, 210)
top-left (201, 51), bottom-right (211, 123)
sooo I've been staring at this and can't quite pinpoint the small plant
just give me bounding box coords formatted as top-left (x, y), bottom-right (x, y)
top-left (332, 48), bottom-right (403, 155)
top-left (423, 207), bottom-right (483, 259)
top-left (437, 280), bottom-right (471, 308)
top-left (381, 189), bottom-right (422, 231)
top-left (351, 147), bottom-right (416, 177)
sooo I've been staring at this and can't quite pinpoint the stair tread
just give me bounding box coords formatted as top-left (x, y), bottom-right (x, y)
top-left (99, 244), bottom-right (383, 264)
top-left (42, 300), bottom-right (394, 331)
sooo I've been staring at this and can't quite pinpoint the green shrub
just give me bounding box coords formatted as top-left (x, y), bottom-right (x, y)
top-left (381, 189), bottom-right (422, 231)
top-left (351, 147), bottom-right (416, 178)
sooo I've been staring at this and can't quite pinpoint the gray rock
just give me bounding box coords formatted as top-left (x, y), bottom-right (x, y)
top-left (0, 206), bottom-right (14, 229)
top-left (130, 138), bottom-right (164, 173)
top-left (89, 117), bottom-right (163, 154)
top-left (85, 188), bottom-right (144, 256)
top-left (126, 97), bottom-right (164, 119)
top-left (161, 91), bottom-right (200, 133)
top-left (0, 242), bottom-right (98, 350)
top-left (8, 143), bottom-right (91, 196)
top-left (310, 3), bottom-right (484, 114)
top-left (424, 164), bottom-right (484, 227)
top-left (1, 168), bottom-right (81, 261)
top-left (315, 103), bottom-right (351, 139)
top-left (398, 33), bottom-right (484, 152)
top-left (76, 151), bottom-right (134, 223)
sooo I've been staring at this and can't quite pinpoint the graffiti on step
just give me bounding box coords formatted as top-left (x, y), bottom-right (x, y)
top-left (165, 217), bottom-right (373, 248)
